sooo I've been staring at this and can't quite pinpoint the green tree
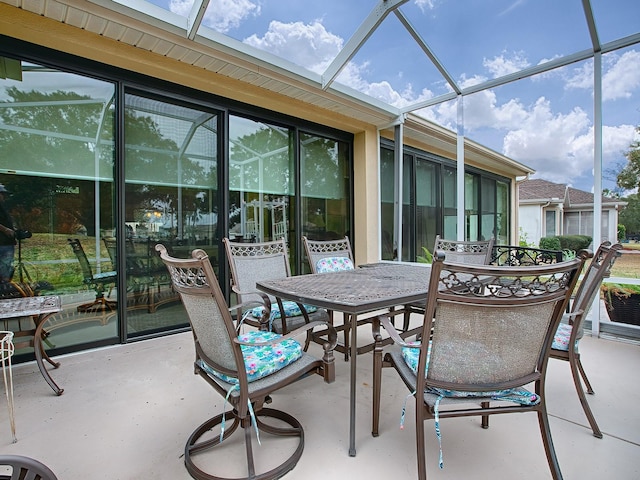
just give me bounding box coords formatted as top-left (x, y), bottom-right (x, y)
top-left (619, 193), bottom-right (640, 235)
top-left (617, 125), bottom-right (640, 191)
top-left (0, 87), bottom-right (210, 236)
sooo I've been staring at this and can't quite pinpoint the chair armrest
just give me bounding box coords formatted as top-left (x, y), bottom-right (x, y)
top-left (230, 288), bottom-right (273, 330)
top-left (563, 308), bottom-right (585, 326)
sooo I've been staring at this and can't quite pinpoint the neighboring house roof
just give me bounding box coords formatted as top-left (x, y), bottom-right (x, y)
top-left (519, 178), bottom-right (626, 208)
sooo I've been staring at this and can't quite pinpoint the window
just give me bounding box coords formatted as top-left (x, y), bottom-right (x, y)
top-left (380, 142), bottom-right (510, 261)
top-left (545, 210), bottom-right (557, 237)
top-left (229, 116), bottom-right (293, 246)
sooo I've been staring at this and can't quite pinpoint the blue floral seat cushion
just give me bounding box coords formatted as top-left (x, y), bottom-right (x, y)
top-left (316, 256), bottom-right (354, 273)
top-left (552, 323), bottom-right (579, 352)
top-left (401, 342), bottom-right (539, 404)
top-left (199, 330), bottom-right (303, 384)
top-left (251, 300), bottom-right (317, 320)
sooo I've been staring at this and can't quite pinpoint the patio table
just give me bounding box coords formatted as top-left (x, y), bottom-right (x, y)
top-left (256, 262), bottom-right (432, 456)
top-left (0, 295), bottom-right (63, 395)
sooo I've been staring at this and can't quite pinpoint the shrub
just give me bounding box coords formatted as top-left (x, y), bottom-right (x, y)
top-left (618, 223), bottom-right (626, 242)
top-left (519, 227), bottom-right (534, 247)
top-left (541, 235), bottom-right (593, 251)
top-left (539, 236), bottom-right (561, 251)
top-left (417, 246), bottom-right (433, 264)
top-left (557, 235), bottom-right (592, 251)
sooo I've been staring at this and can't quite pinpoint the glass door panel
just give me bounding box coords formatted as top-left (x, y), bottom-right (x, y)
top-left (124, 93), bottom-right (219, 336)
top-left (229, 115), bottom-right (294, 252)
top-left (0, 62), bottom-right (118, 354)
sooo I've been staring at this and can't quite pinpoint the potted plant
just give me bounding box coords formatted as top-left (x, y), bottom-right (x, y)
top-left (601, 283), bottom-right (640, 326)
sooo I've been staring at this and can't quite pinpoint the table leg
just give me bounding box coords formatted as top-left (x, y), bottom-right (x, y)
top-left (1, 331), bottom-right (17, 442)
top-left (349, 312), bottom-right (357, 457)
top-left (33, 314), bottom-right (64, 396)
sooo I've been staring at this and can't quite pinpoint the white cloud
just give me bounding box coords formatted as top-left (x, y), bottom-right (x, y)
top-left (170, 0), bottom-right (260, 33)
top-left (244, 20), bottom-right (342, 74)
top-left (564, 61), bottom-right (593, 90)
top-left (565, 49), bottom-right (640, 101)
top-left (500, 98), bottom-right (637, 184)
top-left (414, 0), bottom-right (438, 13)
top-left (242, 19), bottom-right (436, 107)
top-left (483, 51), bottom-right (530, 78)
top-left (602, 50), bottom-right (640, 101)
top-left (234, 16), bottom-right (637, 191)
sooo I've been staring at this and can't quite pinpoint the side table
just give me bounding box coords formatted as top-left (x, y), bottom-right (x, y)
top-left (0, 296), bottom-right (63, 395)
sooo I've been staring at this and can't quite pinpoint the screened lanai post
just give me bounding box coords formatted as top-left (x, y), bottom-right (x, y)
top-left (393, 122), bottom-right (403, 261)
top-left (456, 94), bottom-right (465, 241)
top-left (591, 49), bottom-right (603, 337)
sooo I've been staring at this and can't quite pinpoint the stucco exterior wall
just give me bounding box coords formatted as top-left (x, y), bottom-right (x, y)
top-left (519, 204), bottom-right (543, 245)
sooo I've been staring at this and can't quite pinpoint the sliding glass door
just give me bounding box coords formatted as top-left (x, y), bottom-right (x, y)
top-left (123, 93), bottom-right (220, 336)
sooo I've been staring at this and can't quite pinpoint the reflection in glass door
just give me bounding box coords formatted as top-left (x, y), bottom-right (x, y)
top-left (124, 93), bottom-right (219, 337)
top-left (0, 62), bottom-right (118, 356)
top-left (229, 115), bottom-right (294, 247)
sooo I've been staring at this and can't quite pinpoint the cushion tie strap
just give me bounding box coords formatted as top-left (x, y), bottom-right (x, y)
top-left (400, 390), bottom-right (416, 430)
top-left (434, 395), bottom-right (445, 469)
top-left (220, 384), bottom-right (261, 446)
top-left (220, 384), bottom-right (239, 443)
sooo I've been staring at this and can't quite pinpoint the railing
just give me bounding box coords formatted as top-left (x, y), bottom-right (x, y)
top-left (490, 245), bottom-right (563, 266)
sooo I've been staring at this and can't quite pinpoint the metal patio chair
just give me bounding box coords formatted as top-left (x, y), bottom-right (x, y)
top-left (372, 251), bottom-right (583, 479)
top-left (402, 235), bottom-right (495, 330)
top-left (550, 241), bottom-right (622, 438)
top-left (0, 455), bottom-right (58, 480)
top-left (68, 238), bottom-right (116, 312)
top-left (156, 245), bottom-right (336, 480)
top-left (223, 238), bottom-right (331, 348)
top-left (302, 235), bottom-right (354, 360)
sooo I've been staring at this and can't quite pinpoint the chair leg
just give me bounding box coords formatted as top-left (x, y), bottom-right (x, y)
top-left (569, 353), bottom-right (602, 438)
top-left (372, 346), bottom-right (382, 437)
top-left (415, 407), bottom-right (427, 480)
top-left (76, 295), bottom-right (117, 313)
top-left (480, 401), bottom-right (490, 428)
top-left (537, 406), bottom-right (563, 480)
top-left (576, 355), bottom-right (595, 394)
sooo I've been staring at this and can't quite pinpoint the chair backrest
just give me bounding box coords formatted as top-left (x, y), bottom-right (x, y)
top-left (0, 454), bottom-right (58, 480)
top-left (68, 238), bottom-right (94, 282)
top-left (302, 236), bottom-right (354, 273)
top-left (102, 237), bottom-right (117, 268)
top-left (223, 237), bottom-right (291, 305)
top-left (433, 235), bottom-right (494, 265)
top-left (419, 251), bottom-right (583, 393)
top-left (570, 242), bottom-right (622, 323)
top-left (156, 245), bottom-right (245, 384)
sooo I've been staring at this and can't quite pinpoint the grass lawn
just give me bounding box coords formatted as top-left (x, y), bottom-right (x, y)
top-left (614, 244), bottom-right (640, 278)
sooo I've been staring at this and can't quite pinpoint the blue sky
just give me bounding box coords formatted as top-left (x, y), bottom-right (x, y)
top-left (146, 0), bottom-right (640, 194)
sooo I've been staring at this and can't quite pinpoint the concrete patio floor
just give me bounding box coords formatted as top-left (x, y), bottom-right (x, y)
top-left (1, 310), bottom-right (639, 479)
